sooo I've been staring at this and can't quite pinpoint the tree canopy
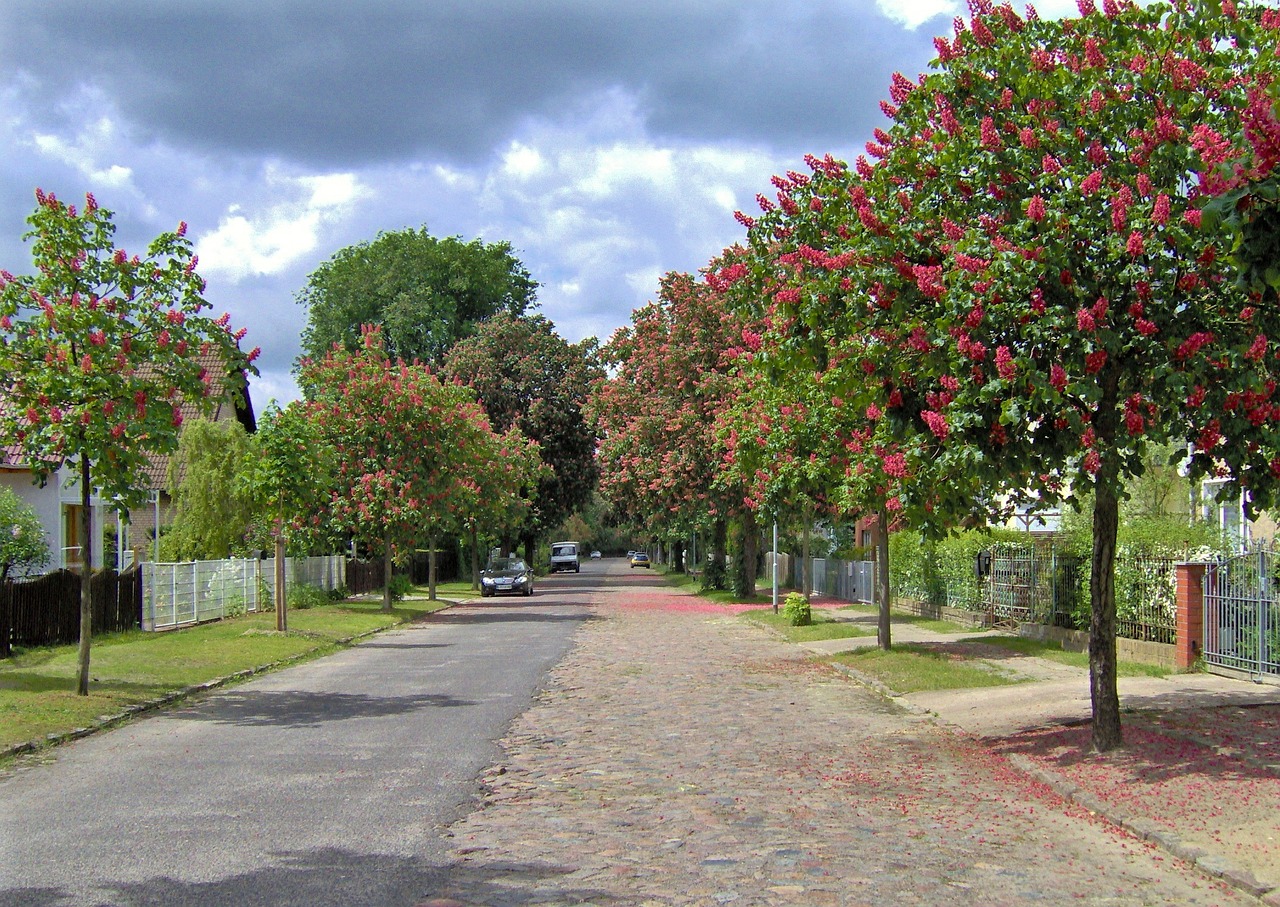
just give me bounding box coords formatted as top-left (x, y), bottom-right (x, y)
top-left (0, 188), bottom-right (255, 693)
top-left (444, 313), bottom-right (601, 544)
top-left (733, 0), bottom-right (1280, 750)
top-left (297, 226), bottom-right (538, 366)
top-left (164, 417), bottom-right (254, 561)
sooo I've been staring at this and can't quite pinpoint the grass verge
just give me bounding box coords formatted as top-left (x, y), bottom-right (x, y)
top-left (832, 645), bottom-right (1026, 693)
top-left (0, 593), bottom-right (452, 752)
top-left (836, 603), bottom-right (977, 635)
top-left (958, 635), bottom-right (1171, 677)
top-left (741, 608), bottom-right (875, 643)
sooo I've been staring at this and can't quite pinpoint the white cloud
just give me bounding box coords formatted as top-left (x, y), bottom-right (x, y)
top-left (875, 0), bottom-right (958, 29)
top-left (196, 167), bottom-right (369, 282)
top-left (30, 117), bottom-right (136, 189)
top-left (502, 142), bottom-right (545, 179)
top-left (577, 145), bottom-right (674, 199)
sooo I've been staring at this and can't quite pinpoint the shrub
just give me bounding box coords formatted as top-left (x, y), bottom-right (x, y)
top-left (387, 573), bottom-right (413, 603)
top-left (783, 591), bottom-right (812, 627)
top-left (326, 584), bottom-right (350, 602)
top-left (288, 583), bottom-right (329, 610)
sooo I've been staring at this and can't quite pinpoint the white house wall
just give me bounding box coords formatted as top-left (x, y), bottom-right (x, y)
top-left (1, 466), bottom-right (106, 572)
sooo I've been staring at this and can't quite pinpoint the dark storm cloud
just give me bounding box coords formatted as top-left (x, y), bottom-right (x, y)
top-left (2, 0), bottom-right (937, 166)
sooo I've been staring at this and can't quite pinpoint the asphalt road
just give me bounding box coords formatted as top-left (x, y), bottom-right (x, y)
top-left (0, 563), bottom-right (601, 907)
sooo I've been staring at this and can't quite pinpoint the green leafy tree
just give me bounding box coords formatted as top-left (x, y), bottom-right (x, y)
top-left (240, 401), bottom-right (338, 630)
top-left (298, 227), bottom-right (538, 367)
top-left (0, 189), bottom-right (255, 693)
top-left (455, 425), bottom-right (544, 588)
top-left (0, 487), bottom-right (50, 582)
top-left (164, 418), bottom-right (254, 561)
top-left (740, 1), bottom-right (1280, 750)
top-left (443, 313), bottom-right (601, 553)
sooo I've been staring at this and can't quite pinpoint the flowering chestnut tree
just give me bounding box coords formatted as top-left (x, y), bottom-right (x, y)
top-left (741, 1), bottom-right (1280, 751)
top-left (588, 264), bottom-right (753, 587)
top-left (300, 327), bottom-right (508, 610)
top-left (0, 190), bottom-right (256, 694)
top-left (1201, 72), bottom-right (1280, 298)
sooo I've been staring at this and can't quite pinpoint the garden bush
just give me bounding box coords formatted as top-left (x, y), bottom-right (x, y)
top-left (783, 591), bottom-right (812, 627)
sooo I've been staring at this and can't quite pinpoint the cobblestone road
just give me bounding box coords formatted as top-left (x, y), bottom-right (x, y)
top-left (433, 565), bottom-right (1247, 906)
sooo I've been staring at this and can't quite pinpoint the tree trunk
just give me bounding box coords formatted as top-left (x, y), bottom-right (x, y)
top-left (76, 453), bottom-right (93, 696)
top-left (738, 508), bottom-right (760, 599)
top-left (1090, 482), bottom-right (1123, 752)
top-left (470, 525), bottom-right (480, 591)
top-left (382, 531), bottom-right (393, 613)
top-left (670, 538), bottom-right (685, 574)
top-left (275, 533), bottom-right (288, 631)
top-left (710, 517), bottom-right (728, 590)
top-left (802, 513), bottom-right (812, 598)
top-left (429, 533), bottom-right (439, 601)
top-left (876, 508), bottom-right (892, 651)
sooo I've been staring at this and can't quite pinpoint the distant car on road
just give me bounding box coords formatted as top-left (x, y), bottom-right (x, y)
top-left (630, 552), bottom-right (650, 568)
top-left (590, 550), bottom-right (602, 559)
top-left (480, 557), bottom-right (533, 597)
top-left (549, 541), bottom-right (581, 573)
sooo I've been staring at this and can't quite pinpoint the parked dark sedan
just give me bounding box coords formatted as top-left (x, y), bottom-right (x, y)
top-left (480, 557), bottom-right (534, 597)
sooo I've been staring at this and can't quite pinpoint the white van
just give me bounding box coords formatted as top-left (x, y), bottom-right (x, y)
top-left (549, 541), bottom-right (580, 573)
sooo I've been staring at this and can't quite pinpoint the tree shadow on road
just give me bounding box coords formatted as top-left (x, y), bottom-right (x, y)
top-left (160, 689), bottom-right (476, 728)
top-left (1, 847), bottom-right (614, 907)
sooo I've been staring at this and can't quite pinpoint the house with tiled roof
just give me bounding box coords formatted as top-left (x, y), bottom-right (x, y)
top-left (1, 430), bottom-right (110, 573)
top-left (123, 348), bottom-right (256, 561)
top-left (1, 348), bottom-right (255, 572)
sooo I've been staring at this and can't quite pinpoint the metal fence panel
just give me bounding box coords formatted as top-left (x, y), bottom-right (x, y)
top-left (143, 555), bottom-right (349, 630)
top-left (1203, 549), bottom-right (1280, 677)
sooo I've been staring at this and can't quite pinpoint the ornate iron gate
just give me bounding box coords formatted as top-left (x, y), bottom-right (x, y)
top-left (1203, 549), bottom-right (1280, 678)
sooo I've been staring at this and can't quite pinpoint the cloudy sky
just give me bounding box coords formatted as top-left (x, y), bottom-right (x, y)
top-left (1, 0), bottom-right (1081, 407)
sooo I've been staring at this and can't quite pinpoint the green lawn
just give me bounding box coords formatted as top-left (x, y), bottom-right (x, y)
top-left (0, 593), bottom-right (453, 752)
top-left (836, 603), bottom-right (977, 634)
top-left (741, 608), bottom-right (875, 643)
top-left (832, 645), bottom-right (1026, 693)
top-left (959, 635), bottom-right (1171, 677)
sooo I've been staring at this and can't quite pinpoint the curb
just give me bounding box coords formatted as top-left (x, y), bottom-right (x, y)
top-left (1006, 753), bottom-right (1280, 902)
top-left (1, 600), bottom-right (461, 763)
top-left (770, 625), bottom-right (1280, 904)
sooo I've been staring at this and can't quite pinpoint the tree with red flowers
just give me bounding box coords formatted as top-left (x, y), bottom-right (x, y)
top-left (300, 327), bottom-right (497, 610)
top-left (0, 189), bottom-right (256, 694)
top-left (744, 1), bottom-right (1280, 751)
top-left (588, 263), bottom-right (753, 588)
top-left (1201, 71), bottom-right (1280, 298)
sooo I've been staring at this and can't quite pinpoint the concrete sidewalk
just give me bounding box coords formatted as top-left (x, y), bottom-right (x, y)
top-left (799, 607), bottom-right (1280, 902)
top-left (799, 609), bottom-right (1280, 737)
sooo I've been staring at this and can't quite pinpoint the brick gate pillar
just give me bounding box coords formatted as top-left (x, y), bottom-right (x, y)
top-left (1175, 563), bottom-right (1207, 671)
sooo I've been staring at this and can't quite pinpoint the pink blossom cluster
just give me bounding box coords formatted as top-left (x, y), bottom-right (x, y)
top-left (921, 409), bottom-right (949, 440)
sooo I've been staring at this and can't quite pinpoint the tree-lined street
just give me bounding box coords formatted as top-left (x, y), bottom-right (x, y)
top-left (0, 575), bottom-right (591, 906)
top-left (5, 564), bottom-right (1274, 906)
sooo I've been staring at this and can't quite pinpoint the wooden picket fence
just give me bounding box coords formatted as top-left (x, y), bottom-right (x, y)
top-left (0, 567), bottom-right (142, 657)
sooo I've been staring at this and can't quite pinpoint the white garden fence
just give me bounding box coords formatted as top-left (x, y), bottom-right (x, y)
top-left (142, 555), bottom-right (347, 630)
